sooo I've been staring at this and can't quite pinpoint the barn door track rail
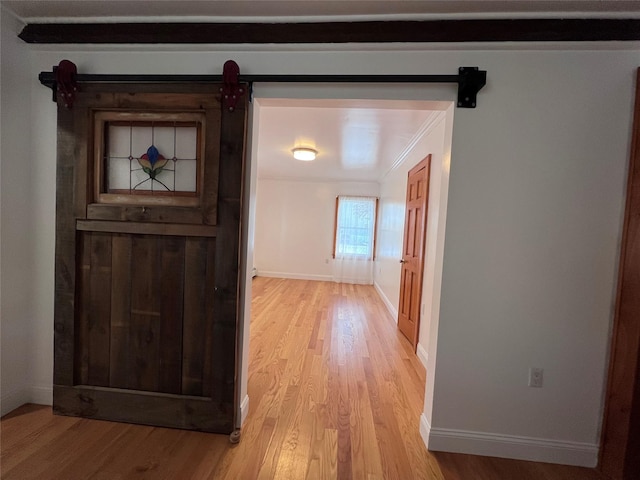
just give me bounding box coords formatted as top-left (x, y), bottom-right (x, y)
top-left (39, 60), bottom-right (487, 109)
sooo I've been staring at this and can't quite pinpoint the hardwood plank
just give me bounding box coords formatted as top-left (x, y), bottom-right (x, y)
top-left (77, 219), bottom-right (217, 237)
top-left (322, 428), bottom-right (339, 480)
top-left (60, 423), bottom-right (149, 479)
top-left (19, 19), bottom-right (640, 44)
top-left (0, 410), bottom-right (81, 477)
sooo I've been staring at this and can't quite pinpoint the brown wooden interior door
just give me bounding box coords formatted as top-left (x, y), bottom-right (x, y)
top-left (53, 83), bottom-right (247, 434)
top-left (397, 155), bottom-right (431, 349)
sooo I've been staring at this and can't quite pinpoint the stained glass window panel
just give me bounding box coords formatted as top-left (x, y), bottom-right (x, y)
top-left (104, 121), bottom-right (200, 197)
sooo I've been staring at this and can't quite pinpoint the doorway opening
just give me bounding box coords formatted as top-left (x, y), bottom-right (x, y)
top-left (237, 87), bottom-right (455, 447)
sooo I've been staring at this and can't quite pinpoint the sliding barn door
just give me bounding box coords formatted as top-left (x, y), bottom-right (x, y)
top-left (53, 83), bottom-right (246, 433)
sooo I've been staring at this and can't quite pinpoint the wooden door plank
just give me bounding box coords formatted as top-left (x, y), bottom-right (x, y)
top-left (158, 237), bottom-right (185, 394)
top-left (53, 385), bottom-right (233, 433)
top-left (210, 95), bottom-right (247, 414)
top-left (75, 232), bottom-right (91, 385)
top-left (87, 232), bottom-right (112, 386)
top-left (202, 103), bottom-right (222, 225)
top-left (182, 237), bottom-right (208, 396)
top-left (73, 86), bottom-right (222, 109)
top-left (73, 102), bottom-right (91, 220)
top-left (202, 238), bottom-right (217, 397)
top-left (109, 234), bottom-right (132, 389)
top-left (54, 105), bottom-right (83, 387)
top-left (130, 235), bottom-right (161, 392)
top-left (77, 220), bottom-right (217, 237)
top-left (87, 203), bottom-right (204, 224)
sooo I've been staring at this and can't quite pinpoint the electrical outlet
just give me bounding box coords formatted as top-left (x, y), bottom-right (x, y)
top-left (528, 367), bottom-right (544, 388)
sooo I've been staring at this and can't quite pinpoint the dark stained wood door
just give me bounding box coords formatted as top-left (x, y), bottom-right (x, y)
top-left (53, 83), bottom-right (246, 434)
top-left (398, 155), bottom-right (431, 349)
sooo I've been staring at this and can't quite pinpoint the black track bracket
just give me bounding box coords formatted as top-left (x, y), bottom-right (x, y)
top-left (457, 67), bottom-right (487, 108)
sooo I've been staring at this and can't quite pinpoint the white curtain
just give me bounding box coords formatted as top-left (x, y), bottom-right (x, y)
top-left (332, 196), bottom-right (376, 285)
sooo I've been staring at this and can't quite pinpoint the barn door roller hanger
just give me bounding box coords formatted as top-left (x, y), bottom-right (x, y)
top-left (39, 60), bottom-right (487, 109)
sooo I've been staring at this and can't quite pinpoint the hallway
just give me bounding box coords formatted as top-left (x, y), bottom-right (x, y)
top-left (245, 277), bottom-right (432, 479)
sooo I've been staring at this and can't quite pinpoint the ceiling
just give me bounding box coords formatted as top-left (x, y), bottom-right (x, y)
top-left (255, 99), bottom-right (444, 183)
top-left (3, 1), bottom-right (639, 22)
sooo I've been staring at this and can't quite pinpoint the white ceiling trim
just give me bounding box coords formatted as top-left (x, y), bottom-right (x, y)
top-left (4, 0), bottom-right (640, 24)
top-left (379, 110), bottom-right (447, 181)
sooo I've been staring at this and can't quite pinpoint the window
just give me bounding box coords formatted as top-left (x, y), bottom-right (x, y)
top-left (94, 111), bottom-right (205, 207)
top-left (333, 196), bottom-right (378, 260)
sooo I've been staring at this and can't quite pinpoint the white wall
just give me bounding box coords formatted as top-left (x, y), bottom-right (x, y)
top-left (6, 41), bottom-right (636, 468)
top-left (424, 51), bottom-right (635, 467)
top-left (254, 177), bottom-right (378, 280)
top-left (0, 8), bottom-right (33, 415)
top-left (375, 110), bottom-right (450, 367)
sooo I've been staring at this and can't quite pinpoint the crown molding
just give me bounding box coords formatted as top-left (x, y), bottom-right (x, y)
top-left (380, 111), bottom-right (447, 181)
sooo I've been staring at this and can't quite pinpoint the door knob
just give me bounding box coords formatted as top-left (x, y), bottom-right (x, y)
top-left (399, 259), bottom-right (407, 264)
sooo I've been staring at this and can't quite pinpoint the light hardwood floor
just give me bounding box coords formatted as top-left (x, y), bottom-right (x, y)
top-left (1, 278), bottom-right (607, 479)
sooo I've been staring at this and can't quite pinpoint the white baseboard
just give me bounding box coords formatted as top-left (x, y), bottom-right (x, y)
top-left (416, 343), bottom-right (428, 369)
top-left (423, 419), bottom-right (599, 468)
top-left (373, 281), bottom-right (398, 322)
top-left (420, 413), bottom-right (431, 448)
top-left (30, 385), bottom-right (53, 406)
top-left (238, 395), bottom-right (250, 428)
top-left (257, 271), bottom-right (332, 282)
top-left (1, 384), bottom-right (53, 416)
top-left (332, 278), bottom-right (374, 285)
top-left (0, 385), bottom-right (28, 416)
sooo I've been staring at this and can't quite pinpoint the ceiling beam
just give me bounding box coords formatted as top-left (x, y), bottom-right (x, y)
top-left (18, 19), bottom-right (640, 44)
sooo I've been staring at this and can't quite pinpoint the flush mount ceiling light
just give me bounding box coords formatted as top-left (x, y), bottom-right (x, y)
top-left (292, 147), bottom-right (317, 161)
